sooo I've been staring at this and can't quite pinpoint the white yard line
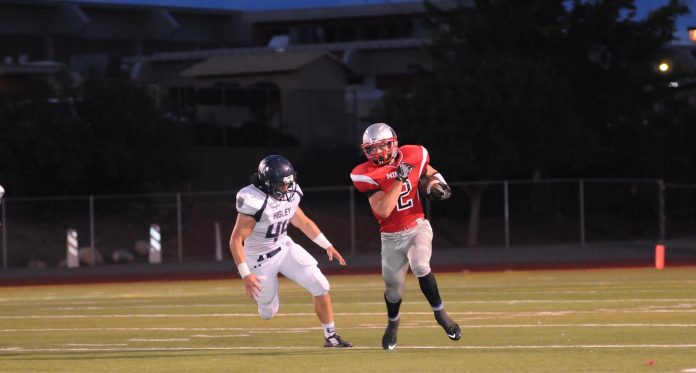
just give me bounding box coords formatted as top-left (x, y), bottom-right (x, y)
top-left (0, 327), bottom-right (318, 332)
top-left (2, 323), bottom-right (696, 334)
top-left (29, 298), bottom-right (696, 311)
top-left (190, 334), bottom-right (250, 338)
top-left (5, 297), bottom-right (691, 312)
top-left (1, 307), bottom-right (695, 320)
top-left (64, 343), bottom-right (128, 347)
top-left (2, 344), bottom-right (696, 353)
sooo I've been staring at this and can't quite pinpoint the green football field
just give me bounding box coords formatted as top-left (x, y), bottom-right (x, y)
top-left (1, 267), bottom-right (696, 372)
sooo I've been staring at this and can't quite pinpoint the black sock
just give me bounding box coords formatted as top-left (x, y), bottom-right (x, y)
top-left (417, 272), bottom-right (443, 309)
top-left (384, 293), bottom-right (402, 320)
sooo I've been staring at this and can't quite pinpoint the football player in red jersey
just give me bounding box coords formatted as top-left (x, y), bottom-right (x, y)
top-left (350, 122), bottom-right (460, 350)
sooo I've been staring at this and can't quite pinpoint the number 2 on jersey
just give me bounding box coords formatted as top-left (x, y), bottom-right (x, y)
top-left (397, 180), bottom-right (414, 211)
top-left (266, 219), bottom-right (289, 242)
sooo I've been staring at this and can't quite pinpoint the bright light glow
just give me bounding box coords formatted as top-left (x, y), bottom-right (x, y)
top-left (668, 81), bottom-right (679, 88)
top-left (690, 27), bottom-right (696, 42)
top-left (658, 62), bottom-right (670, 72)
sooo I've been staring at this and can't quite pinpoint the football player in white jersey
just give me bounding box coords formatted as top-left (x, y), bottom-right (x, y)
top-left (229, 155), bottom-right (352, 348)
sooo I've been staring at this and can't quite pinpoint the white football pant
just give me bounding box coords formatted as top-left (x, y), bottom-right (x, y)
top-left (248, 242), bottom-right (330, 320)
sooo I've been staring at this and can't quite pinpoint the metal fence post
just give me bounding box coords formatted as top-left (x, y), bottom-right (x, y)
top-left (351, 90), bottom-right (358, 144)
top-left (579, 179), bottom-right (586, 246)
top-left (89, 195), bottom-right (95, 267)
top-left (2, 200), bottom-right (6, 269)
top-left (349, 186), bottom-right (356, 256)
top-left (658, 179), bottom-right (666, 244)
top-left (177, 192), bottom-right (183, 263)
top-left (503, 180), bottom-right (510, 249)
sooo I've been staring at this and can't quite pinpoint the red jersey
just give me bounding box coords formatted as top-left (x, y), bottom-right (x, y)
top-left (350, 145), bottom-right (430, 233)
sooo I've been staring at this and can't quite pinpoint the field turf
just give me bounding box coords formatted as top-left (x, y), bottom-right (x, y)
top-left (1, 267), bottom-right (696, 372)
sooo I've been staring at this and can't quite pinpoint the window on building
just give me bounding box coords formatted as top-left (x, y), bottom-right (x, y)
top-left (364, 24), bottom-right (380, 40)
top-left (383, 22), bottom-right (399, 39)
top-left (337, 25), bottom-right (355, 42)
top-left (324, 25), bottom-right (337, 43)
top-left (196, 87), bottom-right (222, 106)
top-left (168, 86), bottom-right (195, 114)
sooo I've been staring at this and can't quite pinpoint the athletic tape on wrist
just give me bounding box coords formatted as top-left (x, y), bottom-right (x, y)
top-left (237, 262), bottom-right (251, 278)
top-left (312, 233), bottom-right (333, 250)
top-left (433, 172), bottom-right (448, 185)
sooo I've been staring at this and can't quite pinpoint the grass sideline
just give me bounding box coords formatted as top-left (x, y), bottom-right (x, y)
top-left (1, 268), bottom-right (696, 372)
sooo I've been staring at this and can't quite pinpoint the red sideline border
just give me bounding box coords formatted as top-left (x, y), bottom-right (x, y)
top-left (2, 259), bottom-right (696, 287)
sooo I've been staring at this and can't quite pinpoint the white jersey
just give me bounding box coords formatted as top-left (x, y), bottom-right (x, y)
top-left (235, 183), bottom-right (303, 256)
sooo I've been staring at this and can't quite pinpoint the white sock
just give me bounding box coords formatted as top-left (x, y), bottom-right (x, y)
top-left (322, 322), bottom-right (336, 338)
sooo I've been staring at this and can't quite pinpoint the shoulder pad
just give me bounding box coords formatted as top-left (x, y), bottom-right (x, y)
top-left (236, 185), bottom-right (266, 215)
top-left (294, 184), bottom-right (304, 200)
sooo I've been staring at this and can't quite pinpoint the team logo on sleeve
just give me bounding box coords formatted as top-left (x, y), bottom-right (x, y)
top-left (237, 197), bottom-right (244, 209)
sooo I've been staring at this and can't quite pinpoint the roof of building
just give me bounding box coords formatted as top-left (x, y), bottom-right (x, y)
top-left (242, 0), bottom-right (462, 22)
top-left (0, 61), bottom-right (66, 75)
top-left (180, 50), bottom-right (349, 77)
top-left (127, 37), bottom-right (427, 63)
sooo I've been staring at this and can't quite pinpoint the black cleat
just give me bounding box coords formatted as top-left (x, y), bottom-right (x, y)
top-left (381, 319), bottom-right (400, 350)
top-left (324, 334), bottom-right (353, 348)
top-left (435, 309), bottom-right (461, 341)
top-left (444, 322), bottom-right (461, 341)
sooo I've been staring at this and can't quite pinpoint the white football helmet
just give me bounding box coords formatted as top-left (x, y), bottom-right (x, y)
top-left (361, 122), bottom-right (398, 166)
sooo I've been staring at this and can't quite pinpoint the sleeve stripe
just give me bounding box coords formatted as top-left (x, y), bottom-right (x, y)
top-left (419, 146), bottom-right (429, 176)
top-left (253, 195), bottom-right (269, 222)
top-left (350, 173), bottom-right (378, 186)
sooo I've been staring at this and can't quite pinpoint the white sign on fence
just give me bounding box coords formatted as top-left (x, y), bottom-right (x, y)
top-left (215, 222), bottom-right (223, 262)
top-left (66, 229), bottom-right (79, 268)
top-left (149, 224), bottom-right (161, 264)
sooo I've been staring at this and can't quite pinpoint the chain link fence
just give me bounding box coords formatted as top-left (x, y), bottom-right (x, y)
top-left (2, 178), bottom-right (696, 270)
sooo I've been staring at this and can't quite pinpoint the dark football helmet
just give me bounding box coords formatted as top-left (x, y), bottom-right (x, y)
top-left (252, 155), bottom-right (298, 201)
top-left (361, 122), bottom-right (398, 166)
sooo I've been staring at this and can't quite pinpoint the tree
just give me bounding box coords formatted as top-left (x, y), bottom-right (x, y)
top-left (373, 0), bottom-right (688, 246)
top-left (0, 79), bottom-right (196, 196)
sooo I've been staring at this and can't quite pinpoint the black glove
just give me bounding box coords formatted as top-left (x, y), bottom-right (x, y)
top-left (396, 162), bottom-right (413, 182)
top-left (429, 182), bottom-right (452, 200)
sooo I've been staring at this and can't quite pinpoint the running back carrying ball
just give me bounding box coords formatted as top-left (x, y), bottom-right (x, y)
top-left (418, 173), bottom-right (452, 201)
top-left (350, 122), bottom-right (460, 350)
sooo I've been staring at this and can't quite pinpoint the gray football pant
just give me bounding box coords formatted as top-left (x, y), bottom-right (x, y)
top-left (380, 219), bottom-right (433, 303)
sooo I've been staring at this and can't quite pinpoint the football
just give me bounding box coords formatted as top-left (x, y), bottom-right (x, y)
top-left (418, 174), bottom-right (440, 199)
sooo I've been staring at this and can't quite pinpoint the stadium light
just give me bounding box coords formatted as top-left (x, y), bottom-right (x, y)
top-left (689, 27), bottom-right (696, 43)
top-left (658, 61), bottom-right (670, 73)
